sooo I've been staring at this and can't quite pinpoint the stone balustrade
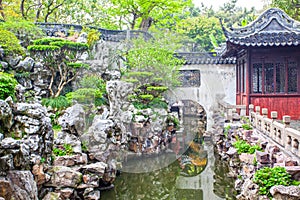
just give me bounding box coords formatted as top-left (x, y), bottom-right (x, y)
top-left (218, 101), bottom-right (300, 158)
top-left (249, 105), bottom-right (300, 158)
top-left (218, 100), bottom-right (246, 120)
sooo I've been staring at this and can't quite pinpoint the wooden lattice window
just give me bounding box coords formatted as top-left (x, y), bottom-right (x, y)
top-left (251, 58), bottom-right (298, 94)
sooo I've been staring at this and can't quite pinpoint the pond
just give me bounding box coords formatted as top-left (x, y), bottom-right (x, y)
top-left (101, 116), bottom-right (237, 200)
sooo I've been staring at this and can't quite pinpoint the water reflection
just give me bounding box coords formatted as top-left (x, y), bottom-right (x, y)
top-left (101, 116), bottom-right (236, 200)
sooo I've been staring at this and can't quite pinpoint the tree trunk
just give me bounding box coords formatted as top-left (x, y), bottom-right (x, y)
top-left (0, 0), bottom-right (5, 20)
top-left (139, 17), bottom-right (153, 32)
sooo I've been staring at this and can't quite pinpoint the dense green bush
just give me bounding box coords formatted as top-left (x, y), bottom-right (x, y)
top-left (53, 143), bottom-right (73, 156)
top-left (0, 72), bottom-right (18, 100)
top-left (42, 96), bottom-right (70, 110)
top-left (253, 166), bottom-right (300, 197)
top-left (242, 123), bottom-right (252, 130)
top-left (66, 75), bottom-right (107, 106)
top-left (0, 29), bottom-right (24, 56)
top-left (233, 139), bottom-right (262, 154)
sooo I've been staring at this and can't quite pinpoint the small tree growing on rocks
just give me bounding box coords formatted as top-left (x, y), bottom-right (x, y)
top-left (28, 37), bottom-right (89, 97)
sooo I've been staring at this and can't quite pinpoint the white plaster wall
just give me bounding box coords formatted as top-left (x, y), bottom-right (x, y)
top-left (170, 64), bottom-right (236, 130)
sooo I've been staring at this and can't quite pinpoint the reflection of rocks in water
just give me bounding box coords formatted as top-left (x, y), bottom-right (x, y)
top-left (122, 152), bottom-right (177, 173)
top-left (213, 150), bottom-right (237, 199)
top-left (108, 161), bottom-right (181, 200)
top-left (178, 140), bottom-right (207, 177)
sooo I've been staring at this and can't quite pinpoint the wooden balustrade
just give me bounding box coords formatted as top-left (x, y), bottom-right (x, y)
top-left (218, 101), bottom-right (300, 158)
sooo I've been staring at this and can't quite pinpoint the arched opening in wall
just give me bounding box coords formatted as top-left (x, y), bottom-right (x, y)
top-left (174, 99), bottom-right (208, 177)
top-left (181, 99), bottom-right (207, 132)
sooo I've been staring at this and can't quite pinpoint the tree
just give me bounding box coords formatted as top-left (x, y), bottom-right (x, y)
top-left (176, 15), bottom-right (225, 52)
top-left (122, 31), bottom-right (185, 88)
top-left (108, 0), bottom-right (192, 31)
top-left (28, 38), bottom-right (89, 97)
top-left (272, 0), bottom-right (300, 20)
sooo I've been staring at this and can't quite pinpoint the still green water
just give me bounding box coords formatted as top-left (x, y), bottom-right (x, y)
top-left (101, 117), bottom-right (236, 200)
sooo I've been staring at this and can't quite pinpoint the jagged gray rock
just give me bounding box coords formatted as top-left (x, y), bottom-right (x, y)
top-left (47, 166), bottom-right (82, 188)
top-left (58, 104), bottom-right (86, 136)
top-left (7, 170), bottom-right (38, 200)
top-left (270, 185), bottom-right (300, 200)
top-left (15, 57), bottom-right (35, 72)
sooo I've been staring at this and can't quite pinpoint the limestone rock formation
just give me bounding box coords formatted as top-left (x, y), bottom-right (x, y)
top-left (270, 185), bottom-right (300, 200)
top-left (58, 103), bottom-right (86, 136)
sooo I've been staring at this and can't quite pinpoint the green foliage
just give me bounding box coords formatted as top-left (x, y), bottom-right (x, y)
top-left (53, 143), bottom-right (73, 156)
top-left (28, 37), bottom-right (90, 97)
top-left (123, 78), bottom-right (139, 84)
top-left (272, 0), bottom-right (300, 21)
top-left (33, 38), bottom-right (66, 45)
top-left (108, 0), bottom-right (192, 30)
top-left (167, 115), bottom-right (180, 128)
top-left (0, 19), bottom-right (45, 47)
top-left (67, 62), bottom-right (90, 69)
top-left (253, 166), bottom-right (300, 197)
top-left (242, 123), bottom-right (252, 130)
top-left (138, 94), bottom-right (154, 101)
top-left (81, 27), bottom-right (101, 48)
top-left (14, 72), bottom-right (30, 79)
top-left (50, 41), bottom-right (89, 51)
top-left (40, 157), bottom-right (46, 163)
top-left (66, 88), bottom-right (101, 105)
top-left (0, 72), bottom-right (18, 100)
top-left (224, 125), bottom-right (231, 137)
top-left (67, 75), bottom-right (107, 106)
top-left (0, 29), bottom-right (24, 56)
top-left (42, 96), bottom-right (71, 110)
top-left (79, 75), bottom-right (106, 91)
top-left (81, 141), bottom-right (88, 152)
top-left (233, 139), bottom-right (262, 154)
top-left (148, 98), bottom-right (168, 109)
top-left (146, 86), bottom-right (168, 93)
top-left (27, 45), bottom-right (60, 52)
top-left (176, 15), bottom-right (225, 52)
top-left (122, 31), bottom-right (185, 88)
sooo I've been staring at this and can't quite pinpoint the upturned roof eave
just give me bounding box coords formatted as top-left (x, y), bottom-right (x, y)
top-left (221, 8), bottom-right (300, 46)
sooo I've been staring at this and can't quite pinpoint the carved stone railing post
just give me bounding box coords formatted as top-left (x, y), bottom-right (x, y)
top-left (262, 108), bottom-right (268, 117)
top-left (249, 104), bottom-right (254, 124)
top-left (255, 106), bottom-right (261, 128)
top-left (270, 111), bottom-right (278, 139)
top-left (283, 115), bottom-right (291, 128)
top-left (283, 115), bottom-right (291, 150)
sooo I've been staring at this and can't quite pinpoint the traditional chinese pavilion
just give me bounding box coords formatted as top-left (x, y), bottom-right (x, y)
top-left (221, 8), bottom-right (300, 119)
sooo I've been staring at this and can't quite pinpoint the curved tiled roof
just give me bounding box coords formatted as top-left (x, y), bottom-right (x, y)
top-left (222, 8), bottom-right (300, 47)
top-left (36, 22), bottom-right (153, 41)
top-left (176, 52), bottom-right (236, 65)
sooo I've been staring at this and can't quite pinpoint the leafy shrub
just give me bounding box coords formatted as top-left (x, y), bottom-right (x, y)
top-left (233, 139), bottom-right (262, 154)
top-left (138, 94), bottom-right (154, 101)
top-left (81, 141), bottom-right (89, 152)
top-left (66, 88), bottom-right (105, 106)
top-left (0, 29), bottom-right (24, 56)
top-left (0, 19), bottom-right (45, 47)
top-left (79, 75), bottom-right (106, 92)
top-left (148, 97), bottom-right (168, 109)
top-left (81, 27), bottom-right (101, 48)
top-left (242, 123), bottom-right (252, 130)
top-left (42, 96), bottom-right (70, 110)
top-left (0, 72), bottom-right (18, 100)
top-left (224, 125), bottom-right (231, 137)
top-left (253, 166), bottom-right (300, 197)
top-left (53, 143), bottom-right (73, 156)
